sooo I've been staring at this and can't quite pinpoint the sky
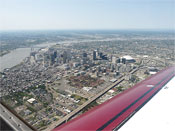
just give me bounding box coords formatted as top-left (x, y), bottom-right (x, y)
top-left (0, 0), bottom-right (174, 30)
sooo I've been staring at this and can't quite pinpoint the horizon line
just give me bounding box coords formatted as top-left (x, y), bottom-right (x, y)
top-left (0, 28), bottom-right (174, 32)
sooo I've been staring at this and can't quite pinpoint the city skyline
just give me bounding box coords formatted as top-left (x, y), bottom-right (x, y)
top-left (0, 0), bottom-right (174, 30)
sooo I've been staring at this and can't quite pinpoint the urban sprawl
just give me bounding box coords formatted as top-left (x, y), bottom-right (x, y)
top-left (0, 31), bottom-right (174, 130)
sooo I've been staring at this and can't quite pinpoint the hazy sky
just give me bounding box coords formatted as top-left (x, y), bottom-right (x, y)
top-left (0, 0), bottom-right (174, 30)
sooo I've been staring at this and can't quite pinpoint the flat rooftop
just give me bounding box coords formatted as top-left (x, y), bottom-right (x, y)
top-left (119, 76), bottom-right (175, 131)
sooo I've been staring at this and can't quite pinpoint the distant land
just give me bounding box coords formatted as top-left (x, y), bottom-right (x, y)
top-left (0, 29), bottom-right (174, 56)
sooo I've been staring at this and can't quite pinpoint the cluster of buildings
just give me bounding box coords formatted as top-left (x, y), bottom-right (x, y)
top-left (1, 34), bottom-right (173, 130)
top-left (0, 43), bottom-right (139, 129)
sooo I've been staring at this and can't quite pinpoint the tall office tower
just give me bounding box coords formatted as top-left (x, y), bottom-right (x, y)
top-left (93, 50), bottom-right (96, 60)
top-left (53, 51), bottom-right (57, 58)
top-left (63, 51), bottom-right (67, 63)
top-left (112, 56), bottom-right (116, 64)
top-left (99, 52), bottom-right (103, 58)
top-left (122, 58), bottom-right (126, 64)
top-left (50, 54), bottom-right (55, 65)
top-left (117, 58), bottom-right (120, 63)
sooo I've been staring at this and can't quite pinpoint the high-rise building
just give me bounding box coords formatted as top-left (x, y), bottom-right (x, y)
top-left (50, 54), bottom-right (55, 65)
top-left (117, 58), bottom-right (120, 63)
top-left (122, 58), bottom-right (126, 64)
top-left (99, 52), bottom-right (103, 58)
top-left (53, 51), bottom-right (57, 58)
top-left (93, 50), bottom-right (96, 60)
top-left (63, 51), bottom-right (67, 63)
top-left (112, 56), bottom-right (116, 64)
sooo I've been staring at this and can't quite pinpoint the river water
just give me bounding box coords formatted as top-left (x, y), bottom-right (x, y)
top-left (0, 43), bottom-right (56, 72)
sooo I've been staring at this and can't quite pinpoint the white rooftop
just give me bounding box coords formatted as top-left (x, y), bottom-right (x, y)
top-left (149, 71), bottom-right (157, 75)
top-left (27, 98), bottom-right (36, 104)
top-left (122, 55), bottom-right (134, 60)
top-left (119, 76), bottom-right (175, 131)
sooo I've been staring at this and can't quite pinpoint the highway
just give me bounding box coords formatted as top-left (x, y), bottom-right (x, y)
top-left (0, 102), bottom-right (35, 131)
top-left (45, 68), bottom-right (139, 131)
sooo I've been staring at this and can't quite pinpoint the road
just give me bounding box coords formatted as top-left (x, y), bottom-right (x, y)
top-left (45, 68), bottom-right (139, 131)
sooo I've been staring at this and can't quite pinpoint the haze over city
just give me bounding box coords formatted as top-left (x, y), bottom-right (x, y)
top-left (0, 0), bottom-right (174, 30)
top-left (0, 0), bottom-right (175, 131)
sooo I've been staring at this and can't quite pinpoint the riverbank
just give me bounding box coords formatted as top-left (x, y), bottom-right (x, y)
top-left (0, 50), bottom-right (10, 57)
top-left (0, 42), bottom-right (57, 72)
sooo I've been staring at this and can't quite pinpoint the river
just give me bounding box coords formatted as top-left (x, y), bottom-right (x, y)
top-left (0, 42), bottom-right (57, 72)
